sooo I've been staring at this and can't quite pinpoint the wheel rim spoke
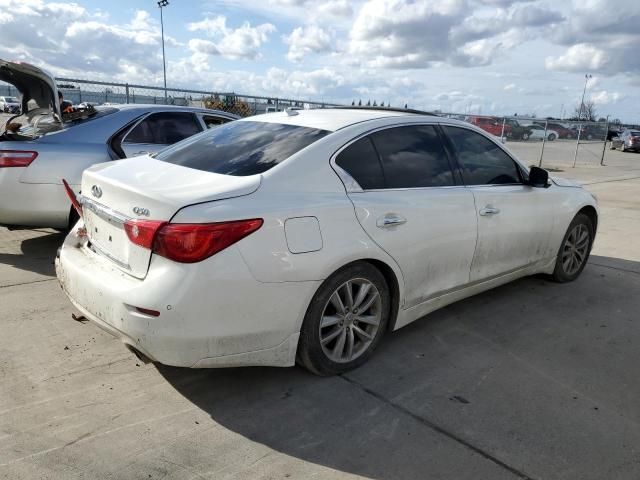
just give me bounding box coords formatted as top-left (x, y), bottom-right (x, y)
top-left (353, 325), bottom-right (373, 341)
top-left (343, 281), bottom-right (354, 309)
top-left (319, 278), bottom-right (382, 363)
top-left (321, 327), bottom-right (343, 345)
top-left (332, 328), bottom-right (347, 359)
top-left (321, 315), bottom-right (342, 328)
top-left (353, 282), bottom-right (371, 310)
top-left (357, 290), bottom-right (379, 314)
top-left (562, 224), bottom-right (590, 275)
top-left (356, 315), bottom-right (379, 326)
top-left (330, 291), bottom-right (346, 314)
top-left (346, 328), bottom-right (354, 360)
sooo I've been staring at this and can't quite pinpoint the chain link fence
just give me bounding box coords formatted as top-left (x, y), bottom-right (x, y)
top-left (2, 78), bottom-right (636, 170)
top-left (52, 78), bottom-right (340, 117)
top-left (434, 113), bottom-right (626, 169)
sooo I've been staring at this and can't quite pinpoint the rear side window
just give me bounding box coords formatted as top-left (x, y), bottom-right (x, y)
top-left (335, 137), bottom-right (385, 189)
top-left (443, 126), bottom-right (521, 185)
top-left (125, 112), bottom-right (202, 145)
top-left (370, 125), bottom-right (455, 188)
top-left (155, 120), bottom-right (329, 176)
top-left (202, 115), bottom-right (231, 129)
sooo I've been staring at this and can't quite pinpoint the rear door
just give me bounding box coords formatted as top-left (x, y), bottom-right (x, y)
top-left (335, 124), bottom-right (478, 308)
top-left (120, 111), bottom-right (202, 157)
top-left (441, 125), bottom-right (555, 281)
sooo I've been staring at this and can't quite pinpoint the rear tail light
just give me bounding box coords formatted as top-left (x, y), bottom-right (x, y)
top-left (153, 219), bottom-right (263, 263)
top-left (0, 150), bottom-right (37, 168)
top-left (124, 218), bottom-right (263, 263)
top-left (124, 219), bottom-right (166, 249)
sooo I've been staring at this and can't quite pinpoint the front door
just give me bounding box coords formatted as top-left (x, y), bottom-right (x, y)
top-left (441, 125), bottom-right (555, 281)
top-left (335, 124), bottom-right (478, 308)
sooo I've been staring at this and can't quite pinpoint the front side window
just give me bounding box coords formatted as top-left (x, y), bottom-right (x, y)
top-left (370, 125), bottom-right (455, 188)
top-left (155, 120), bottom-right (329, 176)
top-left (443, 126), bottom-right (521, 185)
top-left (125, 112), bottom-right (202, 145)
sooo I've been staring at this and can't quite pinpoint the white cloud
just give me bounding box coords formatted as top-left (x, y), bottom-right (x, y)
top-left (187, 16), bottom-right (276, 60)
top-left (0, 1), bottom-right (170, 82)
top-left (284, 25), bottom-right (333, 62)
top-left (590, 90), bottom-right (623, 105)
top-left (545, 44), bottom-right (609, 72)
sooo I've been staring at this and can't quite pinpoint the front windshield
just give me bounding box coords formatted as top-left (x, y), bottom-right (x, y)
top-left (5, 97), bottom-right (18, 103)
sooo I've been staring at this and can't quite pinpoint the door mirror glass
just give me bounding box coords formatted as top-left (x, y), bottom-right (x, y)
top-left (528, 166), bottom-right (549, 188)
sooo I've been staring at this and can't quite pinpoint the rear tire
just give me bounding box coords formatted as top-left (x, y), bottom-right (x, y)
top-left (297, 262), bottom-right (390, 376)
top-left (551, 213), bottom-right (594, 283)
top-left (548, 133), bottom-right (557, 141)
top-left (522, 132), bottom-right (530, 140)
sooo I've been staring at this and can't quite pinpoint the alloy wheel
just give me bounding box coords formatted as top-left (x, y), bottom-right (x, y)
top-left (561, 224), bottom-right (590, 276)
top-left (319, 278), bottom-right (382, 363)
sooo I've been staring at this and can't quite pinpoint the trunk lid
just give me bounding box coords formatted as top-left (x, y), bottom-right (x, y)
top-left (0, 59), bottom-right (61, 120)
top-left (79, 155), bottom-right (261, 278)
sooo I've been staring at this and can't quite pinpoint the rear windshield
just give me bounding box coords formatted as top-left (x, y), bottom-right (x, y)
top-left (154, 120), bottom-right (329, 176)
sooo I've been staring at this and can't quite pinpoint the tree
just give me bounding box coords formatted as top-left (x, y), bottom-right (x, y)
top-left (573, 100), bottom-right (597, 121)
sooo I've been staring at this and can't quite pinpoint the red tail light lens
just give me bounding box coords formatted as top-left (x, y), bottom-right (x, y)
top-left (124, 219), bottom-right (166, 249)
top-left (62, 179), bottom-right (83, 218)
top-left (0, 150), bottom-right (38, 168)
top-left (153, 219), bottom-right (263, 263)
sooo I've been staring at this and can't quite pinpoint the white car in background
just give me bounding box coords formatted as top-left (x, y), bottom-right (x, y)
top-left (527, 124), bottom-right (559, 141)
top-left (0, 95), bottom-right (21, 113)
top-left (56, 108), bottom-right (598, 376)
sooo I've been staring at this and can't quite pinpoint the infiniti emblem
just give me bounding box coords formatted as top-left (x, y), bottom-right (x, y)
top-left (133, 206), bottom-right (150, 217)
top-left (91, 185), bottom-right (102, 198)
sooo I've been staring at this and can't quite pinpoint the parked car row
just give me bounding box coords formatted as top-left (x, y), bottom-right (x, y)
top-left (462, 115), bottom-right (621, 143)
top-left (1, 59), bottom-right (600, 376)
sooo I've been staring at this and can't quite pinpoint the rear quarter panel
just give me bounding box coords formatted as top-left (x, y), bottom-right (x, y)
top-left (170, 127), bottom-right (407, 301)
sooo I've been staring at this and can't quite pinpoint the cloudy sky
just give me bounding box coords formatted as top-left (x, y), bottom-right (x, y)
top-left (1, 0), bottom-right (638, 121)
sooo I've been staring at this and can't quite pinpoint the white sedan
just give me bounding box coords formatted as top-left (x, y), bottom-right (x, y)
top-left (526, 124), bottom-right (560, 141)
top-left (56, 108), bottom-right (598, 375)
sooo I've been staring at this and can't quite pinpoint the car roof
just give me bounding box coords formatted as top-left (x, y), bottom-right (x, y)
top-left (242, 108), bottom-right (432, 132)
top-left (112, 104), bottom-right (237, 116)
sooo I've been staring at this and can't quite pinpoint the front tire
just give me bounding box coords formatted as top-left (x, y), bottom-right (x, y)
top-left (297, 262), bottom-right (390, 376)
top-left (552, 213), bottom-right (594, 283)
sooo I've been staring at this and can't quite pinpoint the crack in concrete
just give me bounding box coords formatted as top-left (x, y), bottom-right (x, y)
top-left (339, 374), bottom-right (538, 480)
top-left (0, 278), bottom-right (56, 289)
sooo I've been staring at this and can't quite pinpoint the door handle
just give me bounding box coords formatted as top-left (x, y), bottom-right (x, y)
top-left (376, 214), bottom-right (407, 228)
top-left (479, 206), bottom-right (501, 216)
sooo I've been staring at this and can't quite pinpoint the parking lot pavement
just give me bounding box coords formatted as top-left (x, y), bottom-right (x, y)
top-left (1, 171), bottom-right (640, 479)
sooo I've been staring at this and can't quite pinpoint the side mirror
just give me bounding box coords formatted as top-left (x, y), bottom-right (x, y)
top-left (528, 166), bottom-right (549, 188)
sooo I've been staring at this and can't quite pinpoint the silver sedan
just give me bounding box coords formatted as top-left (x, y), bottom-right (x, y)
top-left (0, 104), bottom-right (238, 229)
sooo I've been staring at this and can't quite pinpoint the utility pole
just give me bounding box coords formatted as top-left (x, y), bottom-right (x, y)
top-left (578, 74), bottom-right (592, 121)
top-left (158, 0), bottom-right (169, 103)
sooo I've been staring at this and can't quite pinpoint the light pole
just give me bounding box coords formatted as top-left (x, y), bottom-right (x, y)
top-left (578, 74), bottom-right (592, 121)
top-left (158, 0), bottom-right (169, 103)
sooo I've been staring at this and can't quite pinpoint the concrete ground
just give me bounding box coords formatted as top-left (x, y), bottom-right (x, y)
top-left (1, 150), bottom-right (640, 479)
